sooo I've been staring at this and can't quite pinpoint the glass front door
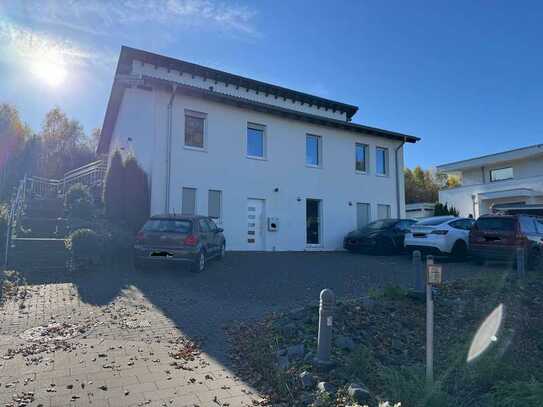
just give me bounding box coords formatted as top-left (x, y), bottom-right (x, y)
top-left (306, 199), bottom-right (321, 245)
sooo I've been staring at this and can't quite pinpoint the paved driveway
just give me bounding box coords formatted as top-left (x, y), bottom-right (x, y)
top-left (0, 252), bottom-right (486, 406)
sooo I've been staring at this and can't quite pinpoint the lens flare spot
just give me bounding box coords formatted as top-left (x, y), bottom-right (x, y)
top-left (467, 304), bottom-right (504, 363)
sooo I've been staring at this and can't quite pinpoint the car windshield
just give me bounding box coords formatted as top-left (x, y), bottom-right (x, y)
top-left (143, 219), bottom-right (192, 233)
top-left (363, 219), bottom-right (396, 230)
top-left (475, 217), bottom-right (516, 231)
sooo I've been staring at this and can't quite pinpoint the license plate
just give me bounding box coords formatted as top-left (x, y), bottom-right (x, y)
top-left (150, 251), bottom-right (173, 258)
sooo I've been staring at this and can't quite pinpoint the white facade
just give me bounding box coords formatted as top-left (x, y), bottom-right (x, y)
top-left (438, 145), bottom-right (543, 218)
top-left (100, 47), bottom-right (417, 251)
top-left (405, 203), bottom-right (436, 219)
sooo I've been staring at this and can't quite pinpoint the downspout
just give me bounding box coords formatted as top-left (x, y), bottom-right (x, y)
top-left (395, 137), bottom-right (406, 218)
top-left (164, 85), bottom-right (177, 214)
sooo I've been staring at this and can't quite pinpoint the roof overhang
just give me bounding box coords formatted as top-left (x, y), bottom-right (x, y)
top-left (437, 144), bottom-right (543, 173)
top-left (478, 188), bottom-right (538, 200)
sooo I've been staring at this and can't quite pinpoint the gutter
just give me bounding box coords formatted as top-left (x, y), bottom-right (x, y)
top-left (165, 84), bottom-right (177, 213)
top-left (395, 137), bottom-right (406, 218)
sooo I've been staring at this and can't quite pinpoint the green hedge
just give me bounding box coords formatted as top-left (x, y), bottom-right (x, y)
top-left (65, 183), bottom-right (94, 220)
top-left (66, 228), bottom-right (102, 269)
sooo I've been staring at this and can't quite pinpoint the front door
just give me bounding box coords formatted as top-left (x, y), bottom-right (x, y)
top-left (247, 199), bottom-right (265, 251)
top-left (306, 199), bottom-right (322, 246)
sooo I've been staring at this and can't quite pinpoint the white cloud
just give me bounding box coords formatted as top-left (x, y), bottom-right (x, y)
top-left (3, 0), bottom-right (258, 37)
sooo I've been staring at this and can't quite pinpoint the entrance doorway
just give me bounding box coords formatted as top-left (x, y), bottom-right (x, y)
top-left (306, 199), bottom-right (322, 246)
top-left (247, 198), bottom-right (265, 250)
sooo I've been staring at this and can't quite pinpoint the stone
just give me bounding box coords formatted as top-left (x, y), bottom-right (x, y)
top-left (317, 381), bottom-right (336, 395)
top-left (335, 335), bottom-right (355, 351)
top-left (348, 383), bottom-right (371, 404)
top-left (299, 371), bottom-right (315, 389)
top-left (287, 343), bottom-right (304, 359)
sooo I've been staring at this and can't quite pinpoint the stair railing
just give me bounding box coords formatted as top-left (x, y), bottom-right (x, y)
top-left (4, 176), bottom-right (26, 267)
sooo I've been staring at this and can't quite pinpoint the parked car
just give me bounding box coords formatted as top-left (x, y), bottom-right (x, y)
top-left (343, 218), bottom-right (417, 254)
top-left (469, 214), bottom-right (543, 269)
top-left (404, 216), bottom-right (475, 258)
top-left (133, 214), bottom-right (226, 272)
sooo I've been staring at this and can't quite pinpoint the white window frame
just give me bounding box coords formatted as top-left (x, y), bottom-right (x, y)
top-left (355, 142), bottom-right (369, 174)
top-left (246, 122), bottom-right (267, 160)
top-left (181, 187), bottom-right (197, 215)
top-left (377, 203), bottom-right (391, 219)
top-left (376, 146), bottom-right (389, 176)
top-left (184, 109), bottom-right (207, 151)
top-left (489, 167), bottom-right (514, 182)
top-left (208, 189), bottom-right (222, 223)
top-left (306, 134), bottom-right (323, 168)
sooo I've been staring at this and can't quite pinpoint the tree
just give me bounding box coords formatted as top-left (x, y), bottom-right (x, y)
top-left (404, 166), bottom-right (461, 204)
top-left (103, 151), bottom-right (124, 223)
top-left (39, 107), bottom-right (95, 179)
top-left (123, 155), bottom-right (150, 233)
top-left (0, 104), bottom-right (31, 200)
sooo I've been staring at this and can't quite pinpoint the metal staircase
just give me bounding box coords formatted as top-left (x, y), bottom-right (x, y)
top-left (3, 159), bottom-right (107, 268)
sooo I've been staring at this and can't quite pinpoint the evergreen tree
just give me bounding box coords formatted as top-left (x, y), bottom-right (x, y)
top-left (123, 155), bottom-right (150, 233)
top-left (103, 150), bottom-right (124, 223)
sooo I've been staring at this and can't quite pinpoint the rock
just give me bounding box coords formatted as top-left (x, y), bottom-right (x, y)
top-left (287, 343), bottom-right (304, 359)
top-left (317, 381), bottom-right (336, 395)
top-left (348, 383), bottom-right (371, 404)
top-left (335, 335), bottom-right (355, 351)
top-left (299, 371), bottom-right (315, 389)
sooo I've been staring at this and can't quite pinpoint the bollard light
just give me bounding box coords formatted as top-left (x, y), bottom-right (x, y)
top-left (313, 288), bottom-right (335, 370)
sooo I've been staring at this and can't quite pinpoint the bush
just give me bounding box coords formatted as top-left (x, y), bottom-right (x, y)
top-left (103, 223), bottom-right (134, 257)
top-left (123, 155), bottom-right (150, 233)
top-left (65, 183), bottom-right (93, 219)
top-left (490, 380), bottom-right (543, 407)
top-left (103, 150), bottom-right (124, 223)
top-left (434, 202), bottom-right (459, 217)
top-left (66, 228), bottom-right (102, 269)
top-left (0, 204), bottom-right (8, 247)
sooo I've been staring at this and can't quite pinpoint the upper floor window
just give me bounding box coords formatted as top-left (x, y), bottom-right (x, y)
top-left (247, 123), bottom-right (266, 159)
top-left (490, 167), bottom-right (513, 182)
top-left (376, 147), bottom-right (389, 176)
top-left (306, 134), bottom-right (322, 167)
top-left (184, 110), bottom-right (206, 149)
top-left (355, 143), bottom-right (369, 172)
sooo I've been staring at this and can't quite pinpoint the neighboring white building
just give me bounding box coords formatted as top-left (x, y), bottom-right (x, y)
top-left (97, 46), bottom-right (418, 251)
top-left (438, 144), bottom-right (543, 218)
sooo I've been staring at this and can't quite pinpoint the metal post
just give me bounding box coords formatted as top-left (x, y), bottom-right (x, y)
top-left (313, 288), bottom-right (335, 370)
top-left (413, 250), bottom-right (424, 293)
top-left (426, 255), bottom-right (434, 385)
top-left (516, 247), bottom-right (526, 279)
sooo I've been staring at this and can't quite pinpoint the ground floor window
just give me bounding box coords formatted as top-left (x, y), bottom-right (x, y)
top-left (356, 202), bottom-right (370, 229)
top-left (377, 204), bottom-right (391, 219)
top-left (182, 187), bottom-right (196, 215)
top-left (306, 198), bottom-right (322, 245)
top-left (208, 190), bottom-right (221, 220)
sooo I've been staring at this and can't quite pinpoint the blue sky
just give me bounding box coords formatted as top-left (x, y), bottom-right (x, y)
top-left (1, 0), bottom-right (542, 168)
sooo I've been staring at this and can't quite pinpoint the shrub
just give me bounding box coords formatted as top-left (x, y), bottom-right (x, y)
top-left (434, 202), bottom-right (459, 217)
top-left (123, 155), bottom-right (150, 233)
top-left (65, 183), bottom-right (93, 219)
top-left (66, 228), bottom-right (102, 269)
top-left (103, 223), bottom-right (134, 257)
top-left (103, 150), bottom-right (124, 223)
top-left (0, 204), bottom-right (8, 248)
top-left (490, 380), bottom-right (543, 407)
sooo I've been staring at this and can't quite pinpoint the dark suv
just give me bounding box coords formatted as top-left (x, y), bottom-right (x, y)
top-left (469, 214), bottom-right (543, 269)
top-left (134, 214), bottom-right (226, 272)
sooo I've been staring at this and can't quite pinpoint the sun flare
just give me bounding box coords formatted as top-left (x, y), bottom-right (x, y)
top-left (31, 58), bottom-right (67, 87)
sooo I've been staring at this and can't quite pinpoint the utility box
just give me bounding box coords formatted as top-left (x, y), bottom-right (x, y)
top-left (268, 217), bottom-right (279, 231)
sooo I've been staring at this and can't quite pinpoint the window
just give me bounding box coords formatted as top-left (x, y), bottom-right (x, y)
top-left (490, 167), bottom-right (513, 182)
top-left (536, 219), bottom-right (543, 234)
top-left (208, 190), bottom-right (222, 220)
top-left (356, 203), bottom-right (370, 229)
top-left (376, 147), bottom-right (389, 176)
top-left (247, 123), bottom-right (265, 158)
top-left (198, 218), bottom-right (211, 233)
top-left (519, 217), bottom-right (537, 234)
top-left (182, 187), bottom-right (196, 215)
top-left (397, 220), bottom-right (416, 232)
top-left (184, 110), bottom-right (206, 149)
top-left (475, 217), bottom-right (515, 231)
top-left (450, 219), bottom-right (475, 230)
top-left (206, 218), bottom-right (218, 231)
top-left (377, 204), bottom-right (391, 219)
top-left (306, 134), bottom-right (321, 167)
top-left (355, 143), bottom-right (368, 172)
top-left (143, 219), bottom-right (192, 233)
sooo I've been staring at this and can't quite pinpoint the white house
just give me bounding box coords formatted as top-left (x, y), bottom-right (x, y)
top-left (438, 144), bottom-right (543, 218)
top-left (405, 203), bottom-right (436, 219)
top-left (97, 46), bottom-right (418, 251)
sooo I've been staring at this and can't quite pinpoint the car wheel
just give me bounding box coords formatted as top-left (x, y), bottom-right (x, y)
top-left (451, 240), bottom-right (468, 260)
top-left (192, 250), bottom-right (206, 273)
